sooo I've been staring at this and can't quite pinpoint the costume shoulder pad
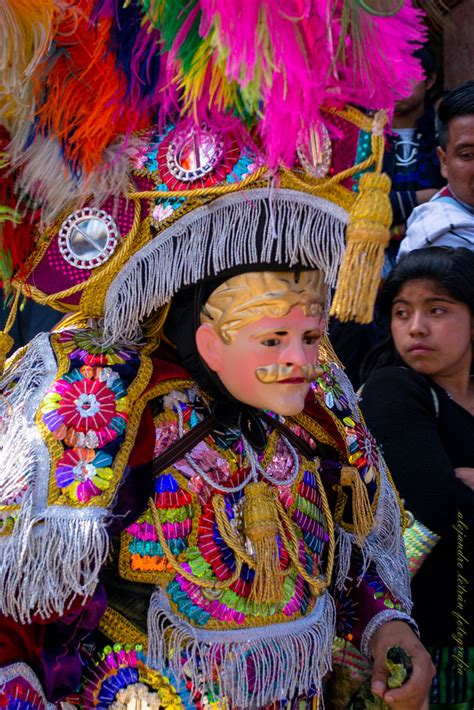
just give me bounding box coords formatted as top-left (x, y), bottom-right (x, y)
top-left (0, 327), bottom-right (154, 622)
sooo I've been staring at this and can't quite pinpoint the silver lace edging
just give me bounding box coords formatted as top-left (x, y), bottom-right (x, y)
top-left (360, 609), bottom-right (419, 660)
top-left (0, 661), bottom-right (55, 709)
top-left (147, 587), bottom-right (335, 708)
top-left (103, 187), bottom-right (348, 343)
top-left (0, 333), bottom-right (109, 622)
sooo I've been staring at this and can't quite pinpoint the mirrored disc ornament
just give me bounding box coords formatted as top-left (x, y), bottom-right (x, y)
top-left (58, 208), bottom-right (121, 270)
top-left (297, 123), bottom-right (332, 178)
top-left (166, 124), bottom-right (224, 182)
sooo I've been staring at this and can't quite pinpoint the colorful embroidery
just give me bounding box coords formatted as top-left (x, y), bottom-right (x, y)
top-left (343, 417), bottom-right (379, 483)
top-left (41, 365), bottom-right (128, 449)
top-left (0, 663), bottom-right (50, 710)
top-left (58, 328), bottom-right (139, 366)
top-left (316, 365), bottom-right (349, 411)
top-left (312, 363), bottom-right (380, 487)
top-left (83, 643), bottom-right (190, 710)
top-left (55, 447), bottom-right (114, 503)
top-left (121, 385), bottom-right (334, 631)
top-left (37, 328), bottom-right (148, 508)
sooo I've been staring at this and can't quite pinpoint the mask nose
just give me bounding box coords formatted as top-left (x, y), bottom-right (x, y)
top-left (281, 337), bottom-right (308, 368)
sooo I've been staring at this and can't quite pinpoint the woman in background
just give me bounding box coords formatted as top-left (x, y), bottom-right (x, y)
top-left (360, 247), bottom-right (474, 709)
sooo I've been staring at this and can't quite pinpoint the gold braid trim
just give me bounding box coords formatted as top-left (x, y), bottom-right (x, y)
top-left (288, 412), bottom-right (341, 452)
top-left (13, 204), bottom-right (75, 288)
top-left (212, 495), bottom-right (255, 568)
top-left (13, 191), bottom-right (143, 315)
top-left (273, 497), bottom-right (326, 596)
top-left (98, 606), bottom-right (148, 649)
top-left (0, 287), bottom-right (21, 374)
top-left (274, 460), bottom-right (335, 588)
top-left (127, 166), bottom-right (268, 199)
top-left (149, 464), bottom-right (335, 602)
top-left (310, 387), bottom-right (382, 531)
top-left (41, 331), bottom-right (157, 508)
top-left (149, 472), bottom-right (334, 602)
top-left (319, 333), bottom-right (345, 370)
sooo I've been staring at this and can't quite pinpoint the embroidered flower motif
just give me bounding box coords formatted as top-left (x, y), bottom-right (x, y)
top-left (152, 203), bottom-right (174, 224)
top-left (41, 366), bottom-right (128, 448)
top-left (58, 329), bottom-right (139, 366)
top-left (343, 416), bottom-right (379, 480)
top-left (313, 364), bottom-right (349, 411)
top-left (56, 448), bottom-right (114, 502)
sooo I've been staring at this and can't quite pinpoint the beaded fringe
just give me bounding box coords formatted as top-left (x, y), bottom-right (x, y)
top-left (103, 188), bottom-right (348, 343)
top-left (147, 588), bottom-right (335, 708)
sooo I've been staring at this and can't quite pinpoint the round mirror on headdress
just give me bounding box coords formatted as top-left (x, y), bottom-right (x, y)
top-left (58, 208), bottom-right (121, 270)
top-left (16, 194), bottom-right (141, 314)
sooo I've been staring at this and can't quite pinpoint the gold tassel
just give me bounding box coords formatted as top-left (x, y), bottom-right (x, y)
top-left (0, 288), bottom-right (21, 376)
top-left (243, 481), bottom-right (283, 604)
top-left (330, 172), bottom-right (392, 324)
top-left (340, 466), bottom-right (374, 544)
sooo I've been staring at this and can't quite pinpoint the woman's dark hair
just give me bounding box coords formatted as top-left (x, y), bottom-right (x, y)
top-left (360, 247), bottom-right (474, 382)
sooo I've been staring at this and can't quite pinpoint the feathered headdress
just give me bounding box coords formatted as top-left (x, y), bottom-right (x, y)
top-left (0, 0), bottom-right (426, 365)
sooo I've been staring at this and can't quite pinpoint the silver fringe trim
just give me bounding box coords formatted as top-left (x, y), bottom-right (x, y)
top-left (0, 661), bottom-right (55, 708)
top-left (360, 609), bottom-right (420, 660)
top-left (0, 506), bottom-right (109, 623)
top-left (334, 457), bottom-right (413, 614)
top-left (329, 363), bottom-right (413, 613)
top-left (147, 588), bottom-right (335, 708)
top-left (0, 333), bottom-right (109, 623)
top-left (104, 188), bottom-right (348, 343)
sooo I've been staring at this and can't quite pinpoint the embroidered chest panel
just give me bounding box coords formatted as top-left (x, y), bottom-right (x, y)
top-left (120, 385), bottom-right (335, 630)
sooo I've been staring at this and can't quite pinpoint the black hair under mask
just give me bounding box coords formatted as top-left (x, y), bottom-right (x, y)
top-left (163, 277), bottom-right (269, 451)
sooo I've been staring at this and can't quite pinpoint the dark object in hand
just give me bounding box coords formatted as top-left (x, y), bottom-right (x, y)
top-left (348, 646), bottom-right (413, 709)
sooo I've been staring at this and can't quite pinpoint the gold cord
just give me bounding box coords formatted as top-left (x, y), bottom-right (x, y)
top-left (0, 288), bottom-right (21, 375)
top-left (273, 495), bottom-right (328, 595)
top-left (148, 498), bottom-right (243, 589)
top-left (128, 166), bottom-right (268, 200)
top-left (212, 495), bottom-right (255, 567)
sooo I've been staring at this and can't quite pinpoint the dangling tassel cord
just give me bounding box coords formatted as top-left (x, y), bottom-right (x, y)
top-left (340, 466), bottom-right (375, 544)
top-left (330, 111), bottom-right (391, 324)
top-left (0, 287), bottom-right (21, 376)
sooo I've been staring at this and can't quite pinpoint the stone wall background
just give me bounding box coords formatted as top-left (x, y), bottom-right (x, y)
top-left (443, 0), bottom-right (474, 89)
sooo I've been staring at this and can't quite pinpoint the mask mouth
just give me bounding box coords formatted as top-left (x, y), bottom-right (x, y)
top-left (255, 363), bottom-right (322, 384)
top-left (255, 364), bottom-right (296, 383)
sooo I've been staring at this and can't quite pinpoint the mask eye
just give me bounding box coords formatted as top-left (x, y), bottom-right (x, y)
top-left (261, 338), bottom-right (281, 347)
top-left (303, 331), bottom-right (320, 345)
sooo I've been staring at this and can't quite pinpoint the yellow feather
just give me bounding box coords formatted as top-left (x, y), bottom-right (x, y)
top-left (0, 0), bottom-right (63, 128)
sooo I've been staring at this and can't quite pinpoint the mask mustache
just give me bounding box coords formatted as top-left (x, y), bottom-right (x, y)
top-left (255, 363), bottom-right (323, 383)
